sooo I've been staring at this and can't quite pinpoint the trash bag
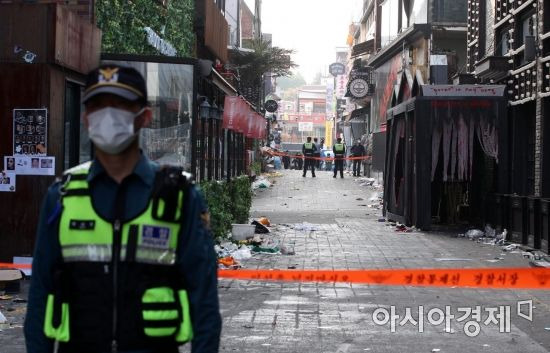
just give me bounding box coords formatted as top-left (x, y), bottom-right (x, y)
top-left (251, 245), bottom-right (280, 254)
top-left (232, 247), bottom-right (252, 260)
top-left (251, 220), bottom-right (270, 234)
top-left (466, 229), bottom-right (484, 239)
top-left (484, 225), bottom-right (496, 238)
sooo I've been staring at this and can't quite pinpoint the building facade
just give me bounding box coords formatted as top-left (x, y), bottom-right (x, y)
top-left (359, 0), bottom-right (467, 175)
top-left (468, 0), bottom-right (550, 250)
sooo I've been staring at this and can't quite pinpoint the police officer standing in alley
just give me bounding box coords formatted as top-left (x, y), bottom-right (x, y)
top-left (333, 137), bottom-right (346, 178)
top-left (350, 139), bottom-right (365, 177)
top-left (25, 65), bottom-right (221, 353)
top-left (302, 136), bottom-right (317, 177)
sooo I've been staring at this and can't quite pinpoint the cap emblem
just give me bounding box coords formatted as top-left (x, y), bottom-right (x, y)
top-left (98, 67), bottom-right (119, 83)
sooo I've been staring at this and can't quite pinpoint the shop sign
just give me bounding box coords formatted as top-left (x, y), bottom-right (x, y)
top-left (144, 27), bottom-right (177, 57)
top-left (329, 63), bottom-right (346, 76)
top-left (264, 99), bottom-right (279, 113)
top-left (298, 122), bottom-right (313, 132)
top-left (13, 109), bottom-right (47, 156)
top-left (348, 78), bottom-right (373, 99)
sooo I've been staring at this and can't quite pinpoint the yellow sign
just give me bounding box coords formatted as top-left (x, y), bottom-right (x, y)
top-left (325, 121), bottom-right (333, 147)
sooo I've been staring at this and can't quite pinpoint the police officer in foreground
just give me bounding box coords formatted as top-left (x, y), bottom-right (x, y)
top-left (350, 139), bottom-right (365, 177)
top-left (333, 137), bottom-right (346, 178)
top-left (24, 65), bottom-right (221, 353)
top-left (302, 136), bottom-right (317, 177)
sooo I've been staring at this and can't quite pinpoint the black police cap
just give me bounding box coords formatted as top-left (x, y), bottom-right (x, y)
top-left (82, 65), bottom-right (147, 104)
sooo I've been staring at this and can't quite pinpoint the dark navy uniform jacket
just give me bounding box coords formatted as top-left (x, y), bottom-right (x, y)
top-left (24, 154), bottom-right (221, 353)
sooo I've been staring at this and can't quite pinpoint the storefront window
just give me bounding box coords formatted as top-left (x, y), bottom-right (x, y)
top-left (381, 0), bottom-right (400, 47)
top-left (102, 59), bottom-right (195, 171)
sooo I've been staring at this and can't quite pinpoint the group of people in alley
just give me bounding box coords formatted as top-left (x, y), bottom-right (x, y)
top-left (300, 136), bottom-right (366, 178)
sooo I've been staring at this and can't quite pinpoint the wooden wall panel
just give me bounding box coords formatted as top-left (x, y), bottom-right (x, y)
top-left (0, 5), bottom-right (53, 64)
top-left (0, 64), bottom-right (53, 262)
top-left (204, 0), bottom-right (229, 63)
top-left (54, 5), bottom-right (101, 73)
top-left (0, 3), bottom-right (100, 73)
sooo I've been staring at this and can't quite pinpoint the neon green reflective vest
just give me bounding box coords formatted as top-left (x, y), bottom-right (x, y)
top-left (43, 162), bottom-right (193, 350)
top-left (334, 143), bottom-right (345, 152)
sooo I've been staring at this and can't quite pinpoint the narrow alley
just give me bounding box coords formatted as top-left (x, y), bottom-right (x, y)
top-left (214, 169), bottom-right (550, 353)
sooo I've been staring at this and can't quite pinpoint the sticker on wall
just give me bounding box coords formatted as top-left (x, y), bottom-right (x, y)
top-left (13, 108), bottom-right (48, 156)
top-left (4, 156), bottom-right (55, 176)
top-left (0, 171), bottom-right (16, 192)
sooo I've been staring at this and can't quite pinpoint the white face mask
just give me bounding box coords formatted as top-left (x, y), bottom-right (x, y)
top-left (87, 107), bottom-right (145, 155)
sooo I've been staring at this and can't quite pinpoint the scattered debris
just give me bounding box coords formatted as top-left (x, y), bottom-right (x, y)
top-left (294, 222), bottom-right (318, 232)
top-left (484, 225), bottom-right (496, 238)
top-left (502, 244), bottom-right (520, 252)
top-left (356, 198), bottom-right (364, 201)
top-left (435, 258), bottom-right (473, 262)
top-left (465, 229), bottom-right (484, 240)
top-left (251, 220), bottom-right (270, 234)
top-left (258, 217), bottom-right (271, 226)
top-left (251, 245), bottom-right (280, 254)
top-left (252, 177), bottom-right (271, 190)
top-left (217, 256), bottom-right (240, 269)
top-left (280, 245), bottom-right (295, 255)
top-left (0, 310), bottom-right (6, 324)
top-left (395, 224), bottom-right (412, 233)
top-left (231, 247), bottom-right (252, 261)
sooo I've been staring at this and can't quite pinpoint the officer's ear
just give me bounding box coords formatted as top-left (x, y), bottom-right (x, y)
top-left (135, 107), bottom-right (153, 130)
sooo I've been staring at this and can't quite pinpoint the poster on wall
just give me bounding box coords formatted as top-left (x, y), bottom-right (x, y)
top-left (4, 156), bottom-right (55, 176)
top-left (0, 171), bottom-right (16, 192)
top-left (13, 108), bottom-right (48, 156)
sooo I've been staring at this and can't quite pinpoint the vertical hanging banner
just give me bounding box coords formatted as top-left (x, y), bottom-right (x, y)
top-left (13, 109), bottom-right (48, 155)
top-left (245, 110), bottom-right (256, 138)
top-left (254, 114), bottom-right (263, 139)
top-left (222, 96), bottom-right (239, 130)
top-left (235, 99), bottom-right (246, 134)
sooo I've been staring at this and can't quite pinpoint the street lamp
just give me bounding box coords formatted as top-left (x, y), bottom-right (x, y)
top-left (209, 102), bottom-right (219, 120)
top-left (199, 99), bottom-right (211, 120)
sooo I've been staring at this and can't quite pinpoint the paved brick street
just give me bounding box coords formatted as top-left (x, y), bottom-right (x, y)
top-left (216, 169), bottom-right (550, 353)
top-left (2, 169), bottom-right (550, 353)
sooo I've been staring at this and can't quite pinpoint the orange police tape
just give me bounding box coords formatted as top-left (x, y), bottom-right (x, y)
top-left (5, 262), bottom-right (549, 289)
top-left (264, 149), bottom-right (371, 162)
top-left (0, 263), bottom-right (32, 269)
top-left (217, 268), bottom-right (550, 290)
